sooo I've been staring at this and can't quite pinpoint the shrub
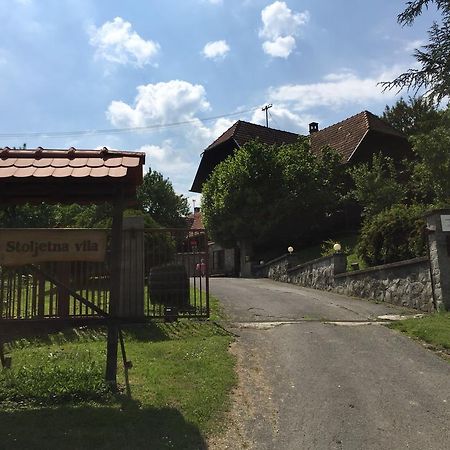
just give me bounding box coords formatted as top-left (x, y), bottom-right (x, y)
top-left (357, 204), bottom-right (427, 266)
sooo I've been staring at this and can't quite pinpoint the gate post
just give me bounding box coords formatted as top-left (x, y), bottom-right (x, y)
top-left (425, 209), bottom-right (450, 311)
top-left (119, 216), bottom-right (145, 318)
top-left (106, 191), bottom-right (124, 387)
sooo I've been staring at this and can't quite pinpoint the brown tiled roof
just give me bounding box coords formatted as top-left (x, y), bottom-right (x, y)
top-left (186, 208), bottom-right (204, 229)
top-left (310, 110), bottom-right (406, 162)
top-left (0, 147), bottom-right (145, 205)
top-left (0, 147), bottom-right (143, 178)
top-left (205, 120), bottom-right (300, 151)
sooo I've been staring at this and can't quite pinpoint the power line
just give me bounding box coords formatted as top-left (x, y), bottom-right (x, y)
top-left (0, 106), bottom-right (260, 139)
top-left (268, 111), bottom-right (281, 129)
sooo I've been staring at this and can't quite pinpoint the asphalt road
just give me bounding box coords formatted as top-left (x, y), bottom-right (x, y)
top-left (209, 278), bottom-right (450, 450)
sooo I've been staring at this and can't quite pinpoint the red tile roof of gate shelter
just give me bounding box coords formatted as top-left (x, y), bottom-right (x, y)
top-left (0, 147), bottom-right (144, 179)
top-left (0, 147), bottom-right (145, 205)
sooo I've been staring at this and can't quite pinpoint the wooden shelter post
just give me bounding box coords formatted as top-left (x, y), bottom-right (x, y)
top-left (105, 189), bottom-right (125, 387)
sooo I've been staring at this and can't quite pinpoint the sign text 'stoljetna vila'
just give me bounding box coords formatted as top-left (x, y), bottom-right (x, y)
top-left (0, 229), bottom-right (108, 266)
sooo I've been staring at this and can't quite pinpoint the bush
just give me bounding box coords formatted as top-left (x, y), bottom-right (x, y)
top-left (357, 204), bottom-right (427, 266)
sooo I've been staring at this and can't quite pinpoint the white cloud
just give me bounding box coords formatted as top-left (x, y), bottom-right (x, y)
top-left (89, 17), bottom-right (160, 67)
top-left (202, 40), bottom-right (230, 60)
top-left (251, 106), bottom-right (312, 134)
top-left (404, 39), bottom-right (425, 53)
top-left (259, 1), bottom-right (309, 58)
top-left (188, 116), bottom-right (235, 146)
top-left (107, 80), bottom-right (210, 128)
top-left (260, 1), bottom-right (309, 40)
top-left (139, 141), bottom-right (193, 175)
top-left (269, 68), bottom-right (404, 111)
top-left (262, 36), bottom-right (295, 58)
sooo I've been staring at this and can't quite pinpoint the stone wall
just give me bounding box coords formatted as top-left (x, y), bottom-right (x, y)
top-left (260, 253), bottom-right (299, 282)
top-left (258, 208), bottom-right (450, 312)
top-left (263, 253), bottom-right (434, 312)
top-left (332, 258), bottom-right (433, 311)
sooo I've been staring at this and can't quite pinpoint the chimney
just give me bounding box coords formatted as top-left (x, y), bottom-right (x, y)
top-left (309, 122), bottom-right (319, 134)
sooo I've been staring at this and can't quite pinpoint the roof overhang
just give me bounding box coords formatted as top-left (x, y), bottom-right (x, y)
top-left (190, 139), bottom-right (237, 193)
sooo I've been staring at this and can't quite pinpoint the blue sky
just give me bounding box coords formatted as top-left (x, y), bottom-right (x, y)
top-left (0, 0), bottom-right (440, 206)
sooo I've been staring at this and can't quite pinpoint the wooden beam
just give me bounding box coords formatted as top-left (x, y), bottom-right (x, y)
top-left (105, 189), bottom-right (124, 388)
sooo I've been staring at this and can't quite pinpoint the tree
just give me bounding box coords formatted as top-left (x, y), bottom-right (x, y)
top-left (409, 106), bottom-right (450, 203)
top-left (0, 203), bottom-right (56, 228)
top-left (201, 138), bottom-right (344, 250)
top-left (357, 203), bottom-right (427, 266)
top-left (380, 0), bottom-right (450, 103)
top-left (348, 153), bottom-right (406, 219)
top-left (382, 96), bottom-right (442, 136)
top-left (137, 168), bottom-right (190, 228)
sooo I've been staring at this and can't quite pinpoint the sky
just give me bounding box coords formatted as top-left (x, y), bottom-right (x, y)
top-left (0, 0), bottom-right (441, 207)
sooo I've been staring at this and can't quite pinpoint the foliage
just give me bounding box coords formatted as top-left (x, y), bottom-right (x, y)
top-left (320, 239), bottom-right (351, 257)
top-left (409, 107), bottom-right (450, 203)
top-left (380, 0), bottom-right (450, 103)
top-left (348, 153), bottom-right (406, 218)
top-left (389, 312), bottom-right (450, 350)
top-left (382, 96), bottom-right (442, 136)
top-left (356, 203), bottom-right (427, 266)
top-left (137, 168), bottom-right (190, 228)
top-left (0, 203), bottom-right (56, 228)
top-left (202, 138), bottom-right (344, 248)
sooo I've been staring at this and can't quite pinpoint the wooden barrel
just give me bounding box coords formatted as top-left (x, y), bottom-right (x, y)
top-left (148, 264), bottom-right (189, 309)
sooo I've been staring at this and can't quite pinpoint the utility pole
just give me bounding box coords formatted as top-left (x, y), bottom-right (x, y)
top-left (261, 104), bottom-right (273, 127)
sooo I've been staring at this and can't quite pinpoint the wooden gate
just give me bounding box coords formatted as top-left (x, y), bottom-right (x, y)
top-left (0, 225), bottom-right (210, 327)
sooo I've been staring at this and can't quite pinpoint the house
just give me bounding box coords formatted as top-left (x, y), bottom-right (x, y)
top-left (187, 207), bottom-right (238, 276)
top-left (190, 110), bottom-right (412, 276)
top-left (191, 111), bottom-right (411, 193)
top-left (190, 120), bottom-right (300, 193)
top-left (308, 110), bottom-right (412, 164)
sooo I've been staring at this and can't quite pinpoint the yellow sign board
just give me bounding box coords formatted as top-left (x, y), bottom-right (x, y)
top-left (0, 229), bottom-right (108, 266)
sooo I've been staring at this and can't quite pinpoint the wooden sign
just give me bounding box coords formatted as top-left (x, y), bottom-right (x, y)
top-left (0, 229), bottom-right (108, 266)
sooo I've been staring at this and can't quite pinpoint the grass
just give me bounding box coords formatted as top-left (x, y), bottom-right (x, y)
top-left (0, 295), bottom-right (236, 449)
top-left (3, 279), bottom-right (209, 319)
top-left (388, 312), bottom-right (450, 353)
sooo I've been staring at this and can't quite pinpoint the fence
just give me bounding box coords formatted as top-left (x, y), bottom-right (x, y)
top-left (0, 222), bottom-right (209, 325)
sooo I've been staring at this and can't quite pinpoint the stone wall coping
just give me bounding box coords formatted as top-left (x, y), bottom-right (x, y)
top-left (334, 256), bottom-right (429, 279)
top-left (287, 254), bottom-right (336, 274)
top-left (261, 253), bottom-right (293, 267)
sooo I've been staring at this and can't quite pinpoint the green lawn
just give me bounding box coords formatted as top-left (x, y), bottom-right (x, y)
top-left (389, 312), bottom-right (450, 354)
top-left (0, 296), bottom-right (235, 449)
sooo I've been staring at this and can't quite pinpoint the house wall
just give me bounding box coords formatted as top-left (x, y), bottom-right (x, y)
top-left (209, 242), bottom-right (235, 275)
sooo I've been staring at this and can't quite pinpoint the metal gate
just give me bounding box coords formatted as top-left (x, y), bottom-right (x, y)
top-left (0, 227), bottom-right (209, 326)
